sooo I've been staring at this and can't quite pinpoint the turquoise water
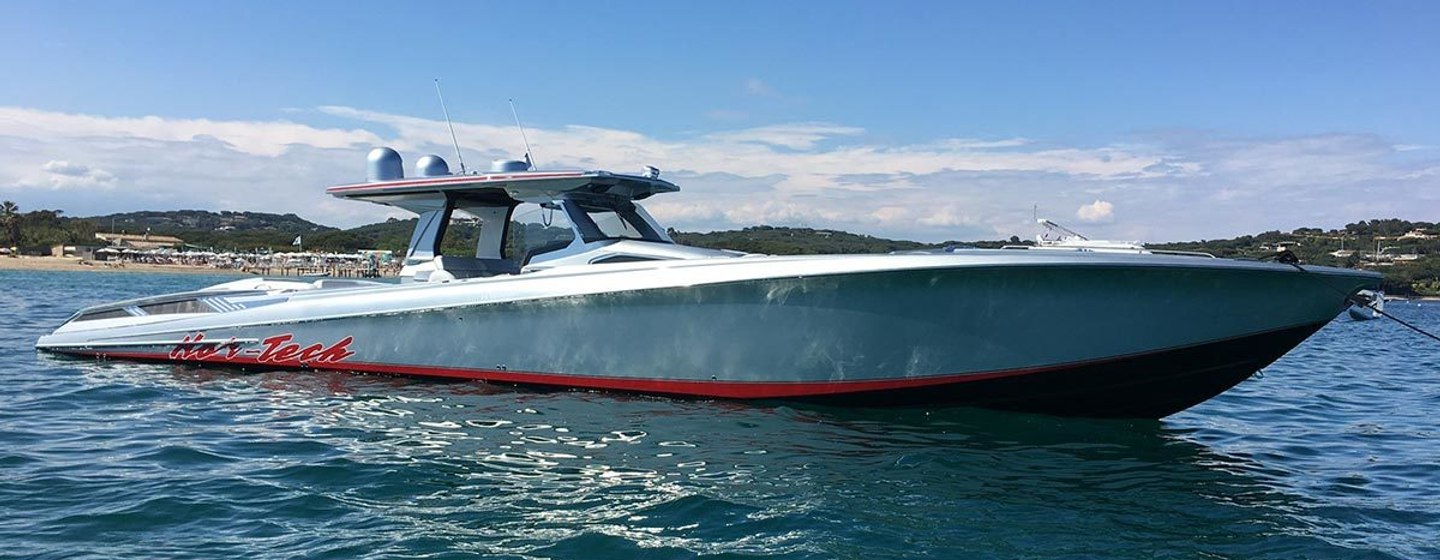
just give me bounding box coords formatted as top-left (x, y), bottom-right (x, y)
top-left (2, 269), bottom-right (1437, 559)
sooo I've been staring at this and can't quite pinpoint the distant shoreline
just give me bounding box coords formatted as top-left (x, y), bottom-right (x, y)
top-left (3, 255), bottom-right (1436, 301)
top-left (0, 256), bottom-right (394, 279)
top-left (0, 256), bottom-right (259, 276)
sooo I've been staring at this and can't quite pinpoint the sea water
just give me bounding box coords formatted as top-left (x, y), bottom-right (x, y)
top-left (1, 269), bottom-right (1437, 559)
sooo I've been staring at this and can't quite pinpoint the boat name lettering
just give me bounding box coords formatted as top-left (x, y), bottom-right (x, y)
top-left (169, 332), bottom-right (354, 364)
top-left (256, 334), bottom-right (355, 364)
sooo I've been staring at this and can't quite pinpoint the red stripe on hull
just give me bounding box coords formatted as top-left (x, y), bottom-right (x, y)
top-left (57, 349), bottom-right (1071, 399)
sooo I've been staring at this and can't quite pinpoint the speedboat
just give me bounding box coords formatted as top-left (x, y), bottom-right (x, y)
top-left (1007, 218), bottom-right (1221, 261)
top-left (1347, 289), bottom-right (1385, 321)
top-left (1030, 218), bottom-right (1149, 253)
top-left (36, 148), bottom-right (1382, 418)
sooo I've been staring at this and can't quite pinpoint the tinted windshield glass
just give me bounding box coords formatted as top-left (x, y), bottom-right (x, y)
top-left (563, 197), bottom-right (666, 243)
top-left (507, 203), bottom-right (576, 264)
top-left (586, 207), bottom-right (646, 239)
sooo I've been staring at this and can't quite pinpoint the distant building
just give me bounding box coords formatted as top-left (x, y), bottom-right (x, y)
top-left (94, 232), bottom-right (183, 250)
top-left (51, 244), bottom-right (106, 260)
top-left (1400, 229), bottom-right (1435, 240)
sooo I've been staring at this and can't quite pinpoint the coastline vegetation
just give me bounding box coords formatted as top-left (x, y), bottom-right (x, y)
top-left (2, 202), bottom-right (1435, 296)
top-left (0, 204), bottom-right (98, 249)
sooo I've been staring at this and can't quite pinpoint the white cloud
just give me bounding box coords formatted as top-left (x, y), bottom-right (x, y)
top-left (0, 106), bottom-right (380, 157)
top-left (1198, 134), bottom-right (1393, 188)
top-left (25, 160), bottom-right (117, 189)
top-left (916, 206), bottom-right (978, 229)
top-left (1402, 166), bottom-right (1440, 179)
top-left (0, 105), bottom-right (1435, 244)
top-left (932, 138), bottom-right (1031, 150)
top-left (703, 123), bottom-right (864, 150)
top-left (42, 160), bottom-right (93, 176)
top-left (1075, 200), bottom-right (1115, 223)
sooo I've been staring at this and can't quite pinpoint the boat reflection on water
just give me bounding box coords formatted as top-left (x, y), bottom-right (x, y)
top-left (47, 356), bottom-right (1379, 558)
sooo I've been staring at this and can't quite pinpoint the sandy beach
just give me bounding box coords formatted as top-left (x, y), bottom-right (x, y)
top-left (0, 256), bottom-right (397, 278)
top-left (0, 256), bottom-right (255, 276)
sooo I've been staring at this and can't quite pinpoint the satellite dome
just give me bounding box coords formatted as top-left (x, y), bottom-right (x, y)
top-left (366, 147), bottom-right (404, 182)
top-left (491, 159), bottom-right (530, 173)
top-left (416, 154), bottom-right (451, 177)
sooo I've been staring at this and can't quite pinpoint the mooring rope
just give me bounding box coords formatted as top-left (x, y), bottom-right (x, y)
top-left (1283, 261), bottom-right (1440, 344)
top-left (1350, 296), bottom-right (1440, 344)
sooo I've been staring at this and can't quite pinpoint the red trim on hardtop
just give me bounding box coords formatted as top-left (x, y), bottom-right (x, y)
top-left (326, 172), bottom-right (590, 194)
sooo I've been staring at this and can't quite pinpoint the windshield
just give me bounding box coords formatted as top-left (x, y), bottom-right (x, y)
top-left (566, 198), bottom-right (665, 243)
top-left (507, 203), bottom-right (577, 264)
top-left (587, 207), bottom-right (646, 239)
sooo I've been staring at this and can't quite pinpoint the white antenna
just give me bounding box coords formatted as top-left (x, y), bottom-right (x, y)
top-left (509, 98), bottom-right (535, 169)
top-left (433, 78), bottom-right (467, 174)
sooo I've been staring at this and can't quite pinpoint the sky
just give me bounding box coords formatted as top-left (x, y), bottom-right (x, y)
top-left (0, 1), bottom-right (1436, 242)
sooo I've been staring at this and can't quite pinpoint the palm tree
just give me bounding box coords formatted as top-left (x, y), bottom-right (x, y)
top-left (0, 200), bottom-right (18, 248)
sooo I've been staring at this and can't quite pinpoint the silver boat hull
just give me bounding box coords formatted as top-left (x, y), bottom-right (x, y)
top-left (37, 252), bottom-right (1379, 418)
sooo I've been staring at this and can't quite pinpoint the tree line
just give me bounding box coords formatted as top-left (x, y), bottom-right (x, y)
top-left (0, 202), bottom-right (98, 250)
top-left (3, 202), bottom-right (1435, 295)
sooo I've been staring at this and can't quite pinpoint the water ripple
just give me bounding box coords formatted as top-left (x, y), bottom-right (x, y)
top-left (1, 270), bottom-right (1437, 558)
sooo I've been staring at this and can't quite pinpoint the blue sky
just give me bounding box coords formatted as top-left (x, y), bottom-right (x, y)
top-left (1, 1), bottom-right (1436, 241)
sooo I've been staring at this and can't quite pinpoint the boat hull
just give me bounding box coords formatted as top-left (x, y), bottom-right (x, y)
top-left (798, 320), bottom-right (1326, 417)
top-left (62, 320), bottom-right (1325, 419)
top-left (37, 256), bottom-right (1378, 418)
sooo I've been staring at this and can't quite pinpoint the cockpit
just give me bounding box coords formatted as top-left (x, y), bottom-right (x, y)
top-left (403, 194), bottom-right (678, 283)
top-left (326, 149), bottom-right (735, 284)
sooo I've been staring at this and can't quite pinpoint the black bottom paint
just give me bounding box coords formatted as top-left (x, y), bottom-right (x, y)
top-left (799, 321), bottom-right (1330, 419)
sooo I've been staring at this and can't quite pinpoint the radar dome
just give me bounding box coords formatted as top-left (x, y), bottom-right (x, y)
top-left (416, 155), bottom-right (451, 177)
top-left (366, 147), bottom-right (404, 182)
top-left (490, 159), bottom-right (530, 173)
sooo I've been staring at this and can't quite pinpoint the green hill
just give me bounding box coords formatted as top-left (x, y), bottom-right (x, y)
top-left (672, 226), bottom-right (933, 254)
top-left (1150, 219), bottom-right (1439, 296)
top-left (80, 210), bottom-right (337, 251)
top-left (85, 210), bottom-right (334, 235)
top-left (4, 203), bottom-right (1434, 296)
